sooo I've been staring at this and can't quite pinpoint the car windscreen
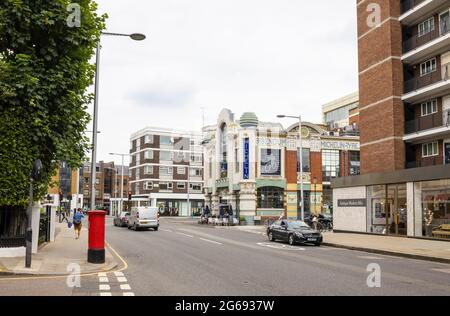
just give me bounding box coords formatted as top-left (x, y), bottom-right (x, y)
top-left (288, 221), bottom-right (310, 229)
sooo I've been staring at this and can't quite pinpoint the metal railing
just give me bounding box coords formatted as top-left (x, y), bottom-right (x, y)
top-left (405, 111), bottom-right (443, 134)
top-left (406, 156), bottom-right (440, 169)
top-left (0, 207), bottom-right (26, 248)
top-left (401, 0), bottom-right (426, 14)
top-left (404, 62), bottom-right (450, 94)
top-left (403, 17), bottom-right (450, 53)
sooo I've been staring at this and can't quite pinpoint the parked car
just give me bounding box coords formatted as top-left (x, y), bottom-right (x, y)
top-left (267, 220), bottom-right (323, 246)
top-left (128, 206), bottom-right (159, 231)
top-left (113, 211), bottom-right (130, 227)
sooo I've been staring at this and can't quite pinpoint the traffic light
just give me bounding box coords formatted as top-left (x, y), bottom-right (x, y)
top-left (59, 191), bottom-right (63, 202)
top-left (128, 191), bottom-right (132, 201)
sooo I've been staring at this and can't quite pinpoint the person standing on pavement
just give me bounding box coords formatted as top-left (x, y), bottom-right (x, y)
top-left (73, 209), bottom-right (85, 239)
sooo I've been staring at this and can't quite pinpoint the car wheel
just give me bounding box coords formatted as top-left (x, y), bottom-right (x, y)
top-left (133, 223), bottom-right (137, 231)
top-left (288, 234), bottom-right (295, 246)
top-left (154, 227), bottom-right (159, 231)
top-left (314, 242), bottom-right (321, 247)
top-left (127, 225), bottom-right (131, 230)
top-left (268, 231), bottom-right (275, 242)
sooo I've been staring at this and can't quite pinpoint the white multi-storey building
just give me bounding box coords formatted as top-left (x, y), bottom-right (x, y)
top-left (129, 127), bottom-right (204, 217)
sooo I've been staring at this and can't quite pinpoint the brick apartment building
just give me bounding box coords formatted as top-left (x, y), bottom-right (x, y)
top-left (129, 127), bottom-right (204, 217)
top-left (203, 109), bottom-right (360, 224)
top-left (81, 161), bottom-right (130, 213)
top-left (333, 0), bottom-right (450, 239)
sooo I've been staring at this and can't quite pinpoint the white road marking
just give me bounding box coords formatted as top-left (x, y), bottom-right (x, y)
top-left (432, 268), bottom-right (450, 274)
top-left (99, 277), bottom-right (109, 283)
top-left (120, 284), bottom-right (132, 291)
top-left (117, 277), bottom-right (128, 283)
top-left (123, 292), bottom-right (135, 296)
top-left (177, 232), bottom-right (194, 238)
top-left (114, 272), bottom-right (124, 277)
top-left (199, 238), bottom-right (223, 245)
top-left (257, 242), bottom-right (305, 251)
top-left (99, 284), bottom-right (111, 291)
top-left (161, 229), bottom-right (173, 233)
top-left (358, 256), bottom-right (385, 260)
top-left (98, 273), bottom-right (107, 277)
top-left (100, 292), bottom-right (112, 296)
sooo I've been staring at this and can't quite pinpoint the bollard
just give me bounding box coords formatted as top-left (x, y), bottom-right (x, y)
top-left (87, 210), bottom-right (106, 264)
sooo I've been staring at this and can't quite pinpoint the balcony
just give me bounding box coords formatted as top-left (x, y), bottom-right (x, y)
top-left (403, 62), bottom-right (450, 103)
top-left (400, 0), bottom-right (449, 25)
top-left (403, 17), bottom-right (450, 64)
top-left (406, 156), bottom-right (441, 168)
top-left (405, 112), bottom-right (444, 133)
top-left (401, 0), bottom-right (426, 14)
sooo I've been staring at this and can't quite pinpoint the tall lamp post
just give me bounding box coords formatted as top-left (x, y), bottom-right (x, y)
top-left (89, 32), bottom-right (146, 211)
top-left (109, 153), bottom-right (130, 216)
top-left (277, 114), bottom-right (305, 221)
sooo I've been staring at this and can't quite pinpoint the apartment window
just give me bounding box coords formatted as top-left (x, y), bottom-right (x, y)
top-left (190, 168), bottom-right (202, 177)
top-left (420, 58), bottom-right (437, 76)
top-left (190, 183), bottom-right (202, 191)
top-left (422, 142), bottom-right (439, 157)
top-left (95, 178), bottom-right (100, 185)
top-left (144, 150), bottom-right (153, 160)
top-left (159, 166), bottom-right (173, 176)
top-left (136, 138), bottom-right (141, 151)
top-left (160, 136), bottom-right (172, 145)
top-left (136, 168), bottom-right (140, 180)
top-left (144, 135), bottom-right (154, 144)
top-left (421, 100), bottom-right (438, 116)
top-left (144, 166), bottom-right (153, 175)
top-left (159, 182), bottom-right (173, 190)
top-left (418, 17), bottom-right (434, 37)
top-left (177, 182), bottom-right (186, 189)
top-left (160, 151), bottom-right (172, 161)
top-left (83, 190), bottom-right (89, 196)
top-left (190, 154), bottom-right (202, 163)
top-left (177, 167), bottom-right (186, 175)
top-left (95, 190), bottom-right (100, 196)
top-left (136, 153), bottom-right (140, 165)
top-left (145, 181), bottom-right (153, 190)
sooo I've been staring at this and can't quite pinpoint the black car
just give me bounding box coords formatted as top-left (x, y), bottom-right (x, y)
top-left (267, 220), bottom-right (323, 246)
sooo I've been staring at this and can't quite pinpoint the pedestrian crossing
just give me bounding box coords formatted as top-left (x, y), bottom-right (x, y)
top-left (97, 271), bottom-right (135, 296)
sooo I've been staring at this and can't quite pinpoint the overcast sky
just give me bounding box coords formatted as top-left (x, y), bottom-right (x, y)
top-left (91, 0), bottom-right (358, 165)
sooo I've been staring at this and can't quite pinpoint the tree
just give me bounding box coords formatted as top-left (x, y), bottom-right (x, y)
top-left (0, 0), bottom-right (107, 206)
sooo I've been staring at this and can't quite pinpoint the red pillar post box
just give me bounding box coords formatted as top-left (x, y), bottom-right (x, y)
top-left (88, 210), bottom-right (106, 264)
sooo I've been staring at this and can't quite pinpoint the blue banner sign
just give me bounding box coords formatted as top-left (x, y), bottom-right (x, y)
top-left (243, 138), bottom-right (250, 179)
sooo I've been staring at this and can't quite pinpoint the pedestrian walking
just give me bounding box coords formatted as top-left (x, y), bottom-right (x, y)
top-left (73, 208), bottom-right (85, 240)
top-left (312, 214), bottom-right (318, 230)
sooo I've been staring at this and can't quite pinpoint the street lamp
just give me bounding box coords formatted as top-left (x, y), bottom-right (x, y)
top-left (109, 153), bottom-right (130, 216)
top-left (89, 31), bottom-right (146, 211)
top-left (277, 114), bottom-right (305, 221)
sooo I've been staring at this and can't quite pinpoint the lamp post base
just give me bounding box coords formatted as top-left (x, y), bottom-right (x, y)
top-left (87, 249), bottom-right (105, 264)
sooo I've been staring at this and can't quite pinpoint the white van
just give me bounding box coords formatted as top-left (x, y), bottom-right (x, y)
top-left (128, 207), bottom-right (159, 231)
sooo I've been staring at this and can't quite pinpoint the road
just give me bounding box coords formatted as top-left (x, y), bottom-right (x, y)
top-left (1, 217), bottom-right (450, 296)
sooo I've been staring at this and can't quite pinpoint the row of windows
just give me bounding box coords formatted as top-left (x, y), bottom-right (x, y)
top-left (143, 181), bottom-right (202, 191)
top-left (143, 166), bottom-right (203, 176)
top-left (137, 150), bottom-right (202, 163)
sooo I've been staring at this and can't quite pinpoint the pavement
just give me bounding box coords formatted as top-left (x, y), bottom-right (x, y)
top-left (0, 220), bottom-right (118, 276)
top-left (221, 224), bottom-right (450, 264)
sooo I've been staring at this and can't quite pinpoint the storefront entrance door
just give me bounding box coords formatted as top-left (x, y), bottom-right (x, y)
top-left (387, 184), bottom-right (407, 236)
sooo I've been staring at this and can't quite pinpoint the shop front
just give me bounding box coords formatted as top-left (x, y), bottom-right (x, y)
top-left (332, 165), bottom-right (450, 239)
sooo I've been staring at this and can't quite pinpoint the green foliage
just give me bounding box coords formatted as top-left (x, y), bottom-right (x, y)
top-left (0, 1), bottom-right (107, 206)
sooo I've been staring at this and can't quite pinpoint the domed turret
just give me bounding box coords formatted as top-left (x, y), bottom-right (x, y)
top-left (239, 112), bottom-right (259, 128)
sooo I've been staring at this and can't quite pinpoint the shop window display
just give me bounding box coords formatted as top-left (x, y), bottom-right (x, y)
top-left (419, 180), bottom-right (450, 239)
